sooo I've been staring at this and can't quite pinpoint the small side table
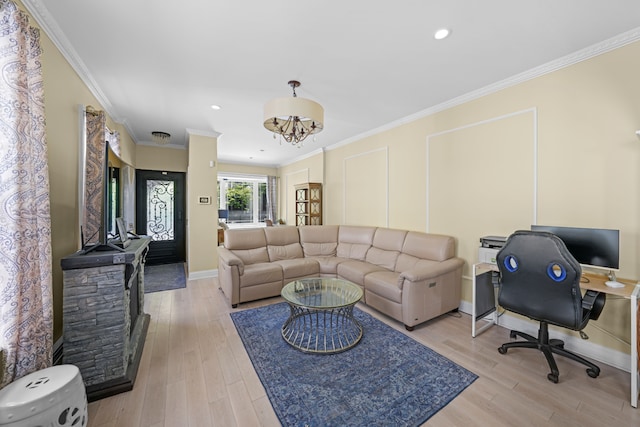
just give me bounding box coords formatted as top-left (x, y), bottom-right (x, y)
top-left (281, 278), bottom-right (363, 354)
top-left (0, 365), bottom-right (87, 427)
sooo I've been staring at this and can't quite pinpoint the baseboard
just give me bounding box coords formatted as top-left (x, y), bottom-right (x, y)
top-left (458, 300), bottom-right (631, 373)
top-left (188, 269), bottom-right (218, 281)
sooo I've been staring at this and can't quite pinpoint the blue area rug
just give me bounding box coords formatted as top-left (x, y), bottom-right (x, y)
top-left (143, 263), bottom-right (186, 293)
top-left (231, 302), bottom-right (477, 427)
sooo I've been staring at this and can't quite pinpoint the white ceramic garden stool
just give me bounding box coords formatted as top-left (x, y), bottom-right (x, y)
top-left (0, 364), bottom-right (87, 427)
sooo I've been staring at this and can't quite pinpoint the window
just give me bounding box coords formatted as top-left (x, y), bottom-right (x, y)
top-left (218, 174), bottom-right (267, 226)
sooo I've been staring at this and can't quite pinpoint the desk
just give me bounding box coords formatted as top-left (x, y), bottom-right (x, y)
top-left (581, 272), bottom-right (640, 408)
top-left (471, 262), bottom-right (500, 338)
top-left (471, 262), bottom-right (640, 408)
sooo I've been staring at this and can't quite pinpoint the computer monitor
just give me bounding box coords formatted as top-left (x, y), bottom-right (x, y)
top-left (218, 209), bottom-right (228, 220)
top-left (113, 217), bottom-right (131, 249)
top-left (530, 225), bottom-right (620, 272)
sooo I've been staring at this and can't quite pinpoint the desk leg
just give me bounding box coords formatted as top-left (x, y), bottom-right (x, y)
top-left (472, 264), bottom-right (498, 338)
top-left (472, 264), bottom-right (478, 337)
top-left (631, 287), bottom-right (639, 408)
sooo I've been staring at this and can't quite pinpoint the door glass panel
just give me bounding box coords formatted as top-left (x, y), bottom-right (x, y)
top-left (147, 179), bottom-right (174, 241)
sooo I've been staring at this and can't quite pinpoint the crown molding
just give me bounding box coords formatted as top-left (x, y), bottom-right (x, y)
top-left (136, 141), bottom-right (187, 150)
top-left (20, 0), bottom-right (640, 161)
top-left (219, 159), bottom-right (280, 169)
top-left (186, 128), bottom-right (222, 139)
top-left (278, 146), bottom-right (325, 167)
top-left (21, 0), bottom-right (139, 140)
top-left (22, 1), bottom-right (117, 118)
top-left (325, 26), bottom-right (640, 154)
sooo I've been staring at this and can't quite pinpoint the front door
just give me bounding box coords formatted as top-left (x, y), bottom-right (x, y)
top-left (135, 170), bottom-right (186, 265)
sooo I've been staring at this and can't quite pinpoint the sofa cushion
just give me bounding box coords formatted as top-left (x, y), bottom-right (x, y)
top-left (268, 243), bottom-right (304, 261)
top-left (264, 226), bottom-right (300, 245)
top-left (264, 226), bottom-right (304, 261)
top-left (224, 228), bottom-right (267, 250)
top-left (305, 256), bottom-right (349, 275)
top-left (364, 271), bottom-right (403, 304)
top-left (337, 225), bottom-right (376, 260)
top-left (239, 262), bottom-right (283, 287)
top-left (365, 247), bottom-right (400, 271)
top-left (299, 225), bottom-right (339, 257)
top-left (223, 228), bottom-right (270, 265)
top-left (232, 247), bottom-right (270, 266)
top-left (373, 228), bottom-right (407, 251)
top-left (395, 255), bottom-right (441, 275)
top-left (402, 232), bottom-right (455, 262)
top-left (337, 260), bottom-right (386, 286)
top-left (365, 227), bottom-right (407, 270)
top-left (273, 258), bottom-right (320, 280)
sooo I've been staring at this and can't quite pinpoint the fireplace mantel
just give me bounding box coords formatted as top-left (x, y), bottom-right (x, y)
top-left (61, 237), bottom-right (151, 401)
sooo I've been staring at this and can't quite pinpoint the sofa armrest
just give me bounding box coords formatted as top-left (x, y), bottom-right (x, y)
top-left (400, 258), bottom-right (464, 283)
top-left (218, 247), bottom-right (245, 275)
top-left (400, 257), bottom-right (465, 328)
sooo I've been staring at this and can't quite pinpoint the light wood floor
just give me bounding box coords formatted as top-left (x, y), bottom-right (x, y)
top-left (87, 277), bottom-right (640, 426)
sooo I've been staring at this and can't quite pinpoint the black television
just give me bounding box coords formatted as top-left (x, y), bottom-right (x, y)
top-left (80, 106), bottom-right (124, 253)
top-left (530, 225), bottom-right (620, 272)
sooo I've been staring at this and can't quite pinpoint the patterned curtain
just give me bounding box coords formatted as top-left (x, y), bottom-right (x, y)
top-left (266, 175), bottom-right (278, 222)
top-left (83, 109), bottom-right (107, 246)
top-left (0, 0), bottom-right (53, 386)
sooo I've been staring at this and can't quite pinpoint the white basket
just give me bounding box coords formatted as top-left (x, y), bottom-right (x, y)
top-left (0, 365), bottom-right (87, 427)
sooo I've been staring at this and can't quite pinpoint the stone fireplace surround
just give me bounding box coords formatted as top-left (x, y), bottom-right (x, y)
top-left (61, 237), bottom-right (151, 401)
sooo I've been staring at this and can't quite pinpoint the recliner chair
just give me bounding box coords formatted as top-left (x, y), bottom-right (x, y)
top-left (496, 230), bottom-right (606, 383)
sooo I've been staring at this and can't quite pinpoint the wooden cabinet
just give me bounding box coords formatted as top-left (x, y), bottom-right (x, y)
top-left (295, 182), bottom-right (322, 226)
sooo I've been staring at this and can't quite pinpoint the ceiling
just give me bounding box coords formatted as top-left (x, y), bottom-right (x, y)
top-left (23, 1), bottom-right (640, 167)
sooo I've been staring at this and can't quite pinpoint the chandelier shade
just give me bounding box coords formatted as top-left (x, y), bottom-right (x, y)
top-left (263, 80), bottom-right (324, 146)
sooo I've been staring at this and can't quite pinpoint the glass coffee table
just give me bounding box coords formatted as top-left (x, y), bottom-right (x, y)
top-left (281, 278), bottom-right (363, 354)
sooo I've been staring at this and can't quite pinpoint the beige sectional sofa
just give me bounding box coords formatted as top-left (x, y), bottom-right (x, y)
top-left (217, 225), bottom-right (464, 330)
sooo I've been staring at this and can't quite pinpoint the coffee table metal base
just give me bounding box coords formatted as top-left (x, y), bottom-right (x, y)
top-left (281, 305), bottom-right (363, 354)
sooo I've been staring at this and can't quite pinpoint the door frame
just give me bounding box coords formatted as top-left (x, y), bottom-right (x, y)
top-left (135, 169), bottom-right (186, 265)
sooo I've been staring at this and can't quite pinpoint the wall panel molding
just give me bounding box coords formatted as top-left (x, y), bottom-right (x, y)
top-left (343, 147), bottom-right (388, 226)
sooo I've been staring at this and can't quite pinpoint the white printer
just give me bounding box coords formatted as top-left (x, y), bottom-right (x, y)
top-left (478, 235), bottom-right (507, 264)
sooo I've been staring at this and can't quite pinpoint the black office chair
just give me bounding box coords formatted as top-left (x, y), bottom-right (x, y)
top-left (496, 230), bottom-right (606, 383)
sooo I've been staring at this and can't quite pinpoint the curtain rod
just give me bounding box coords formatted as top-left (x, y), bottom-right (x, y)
top-left (85, 105), bottom-right (115, 134)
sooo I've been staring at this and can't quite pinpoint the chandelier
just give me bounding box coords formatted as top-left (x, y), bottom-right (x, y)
top-left (263, 80), bottom-right (324, 147)
top-left (151, 131), bottom-right (171, 145)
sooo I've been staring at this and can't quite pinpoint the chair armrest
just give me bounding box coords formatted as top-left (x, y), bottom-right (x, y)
top-left (218, 247), bottom-right (245, 275)
top-left (400, 258), bottom-right (464, 283)
top-left (583, 290), bottom-right (606, 321)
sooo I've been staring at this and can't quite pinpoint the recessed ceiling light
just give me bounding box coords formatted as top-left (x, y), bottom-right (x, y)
top-left (211, 104), bottom-right (221, 110)
top-left (434, 28), bottom-right (450, 40)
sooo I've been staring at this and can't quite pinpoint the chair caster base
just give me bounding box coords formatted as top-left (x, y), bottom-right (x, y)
top-left (587, 368), bottom-right (600, 378)
top-left (550, 338), bottom-right (564, 348)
